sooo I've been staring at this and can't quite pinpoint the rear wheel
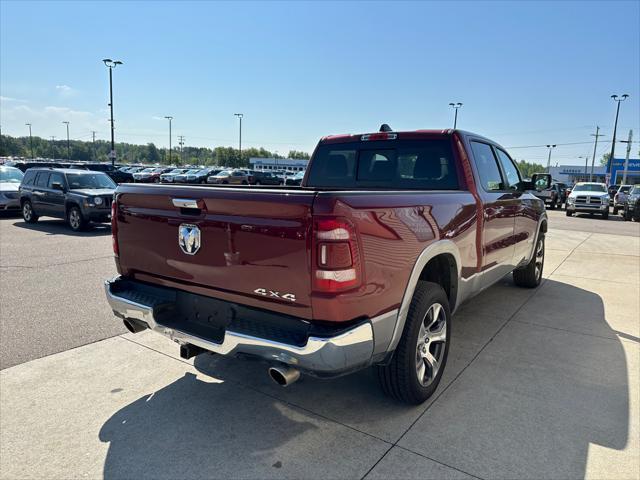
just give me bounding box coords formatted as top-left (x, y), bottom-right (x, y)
top-left (377, 281), bottom-right (450, 404)
top-left (566, 210), bottom-right (573, 217)
top-left (602, 211), bottom-right (609, 220)
top-left (22, 200), bottom-right (38, 223)
top-left (513, 233), bottom-right (544, 288)
top-left (548, 198), bottom-right (556, 210)
top-left (612, 206), bottom-right (619, 215)
top-left (67, 206), bottom-right (87, 232)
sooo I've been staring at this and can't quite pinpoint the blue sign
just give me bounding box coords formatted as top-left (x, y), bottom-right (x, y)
top-left (611, 158), bottom-right (640, 184)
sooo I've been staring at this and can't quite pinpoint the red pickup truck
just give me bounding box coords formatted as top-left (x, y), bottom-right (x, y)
top-left (105, 128), bottom-right (549, 404)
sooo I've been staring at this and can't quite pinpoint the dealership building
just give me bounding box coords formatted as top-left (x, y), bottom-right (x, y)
top-left (249, 157), bottom-right (309, 172)
top-left (549, 158), bottom-right (640, 185)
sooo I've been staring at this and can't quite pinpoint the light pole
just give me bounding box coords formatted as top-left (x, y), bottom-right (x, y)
top-left (448, 102), bottom-right (462, 129)
top-left (50, 136), bottom-right (56, 158)
top-left (607, 94), bottom-right (629, 184)
top-left (62, 121), bottom-right (70, 159)
top-left (546, 144), bottom-right (556, 173)
top-left (164, 116), bottom-right (173, 164)
top-left (234, 113), bottom-right (243, 164)
top-left (590, 126), bottom-right (604, 182)
top-left (620, 130), bottom-right (633, 185)
top-left (103, 59), bottom-right (123, 166)
top-left (25, 123), bottom-right (34, 159)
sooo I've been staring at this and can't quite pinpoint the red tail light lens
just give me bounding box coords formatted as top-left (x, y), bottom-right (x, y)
top-left (111, 198), bottom-right (119, 256)
top-left (313, 217), bottom-right (361, 293)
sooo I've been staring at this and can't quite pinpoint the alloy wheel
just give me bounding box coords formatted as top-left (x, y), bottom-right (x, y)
top-left (415, 303), bottom-right (447, 386)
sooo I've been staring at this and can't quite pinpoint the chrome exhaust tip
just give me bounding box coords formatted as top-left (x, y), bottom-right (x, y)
top-left (268, 365), bottom-right (301, 387)
top-left (123, 318), bottom-right (148, 334)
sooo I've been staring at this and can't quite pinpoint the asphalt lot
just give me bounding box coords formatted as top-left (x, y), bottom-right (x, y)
top-left (1, 209), bottom-right (639, 479)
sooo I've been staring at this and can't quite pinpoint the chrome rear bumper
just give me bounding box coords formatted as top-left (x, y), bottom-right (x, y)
top-left (104, 276), bottom-right (376, 376)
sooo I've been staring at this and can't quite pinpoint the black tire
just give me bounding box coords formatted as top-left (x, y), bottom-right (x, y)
top-left (613, 207), bottom-right (618, 215)
top-left (67, 206), bottom-right (87, 232)
top-left (22, 200), bottom-right (38, 223)
top-left (623, 208), bottom-right (631, 221)
top-left (566, 210), bottom-right (573, 217)
top-left (548, 198), bottom-right (556, 210)
top-left (377, 281), bottom-right (451, 404)
top-left (513, 233), bottom-right (545, 288)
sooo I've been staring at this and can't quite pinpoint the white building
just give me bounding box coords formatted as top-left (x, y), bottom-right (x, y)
top-left (548, 165), bottom-right (607, 184)
top-left (249, 157), bottom-right (309, 172)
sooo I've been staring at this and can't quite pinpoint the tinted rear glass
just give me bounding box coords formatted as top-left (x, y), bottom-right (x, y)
top-left (306, 139), bottom-right (459, 189)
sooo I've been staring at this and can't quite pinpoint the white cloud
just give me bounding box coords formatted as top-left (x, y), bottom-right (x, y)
top-left (0, 104), bottom-right (104, 138)
top-left (55, 85), bottom-right (76, 97)
top-left (0, 96), bottom-right (27, 103)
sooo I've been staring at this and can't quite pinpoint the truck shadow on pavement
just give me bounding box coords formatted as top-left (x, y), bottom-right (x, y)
top-left (98, 279), bottom-right (631, 479)
top-left (12, 218), bottom-right (111, 236)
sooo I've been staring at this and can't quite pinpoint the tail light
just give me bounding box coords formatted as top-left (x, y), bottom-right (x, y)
top-left (111, 198), bottom-right (119, 256)
top-left (312, 217), bottom-right (362, 293)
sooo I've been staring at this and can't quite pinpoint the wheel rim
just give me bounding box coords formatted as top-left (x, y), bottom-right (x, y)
top-left (415, 303), bottom-right (447, 387)
top-left (534, 237), bottom-right (544, 280)
top-left (69, 210), bottom-right (80, 229)
top-left (23, 203), bottom-right (32, 220)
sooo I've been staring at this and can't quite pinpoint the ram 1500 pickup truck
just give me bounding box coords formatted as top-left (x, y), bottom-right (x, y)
top-left (105, 128), bottom-right (550, 404)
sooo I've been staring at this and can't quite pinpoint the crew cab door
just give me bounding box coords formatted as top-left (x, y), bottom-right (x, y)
top-left (43, 172), bottom-right (67, 217)
top-left (469, 141), bottom-right (517, 287)
top-left (31, 172), bottom-right (50, 215)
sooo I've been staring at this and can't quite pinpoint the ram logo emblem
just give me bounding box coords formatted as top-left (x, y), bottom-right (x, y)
top-left (178, 224), bottom-right (201, 255)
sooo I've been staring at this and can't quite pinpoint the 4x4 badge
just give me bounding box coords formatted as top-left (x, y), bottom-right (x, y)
top-left (178, 224), bottom-right (201, 255)
top-left (254, 288), bottom-right (296, 302)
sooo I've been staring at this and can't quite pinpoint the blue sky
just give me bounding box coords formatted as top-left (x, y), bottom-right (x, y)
top-left (1, 0), bottom-right (639, 164)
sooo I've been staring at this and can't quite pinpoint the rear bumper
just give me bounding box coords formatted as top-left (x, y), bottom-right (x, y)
top-left (104, 276), bottom-right (377, 376)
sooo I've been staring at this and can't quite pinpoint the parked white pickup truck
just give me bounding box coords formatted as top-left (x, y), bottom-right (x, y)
top-left (566, 182), bottom-right (610, 219)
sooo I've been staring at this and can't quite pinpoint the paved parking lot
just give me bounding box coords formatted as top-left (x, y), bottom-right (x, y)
top-left (1, 210), bottom-right (639, 479)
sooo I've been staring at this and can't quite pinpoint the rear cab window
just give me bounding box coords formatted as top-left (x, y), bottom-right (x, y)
top-left (306, 138), bottom-right (460, 190)
top-left (35, 172), bottom-right (50, 188)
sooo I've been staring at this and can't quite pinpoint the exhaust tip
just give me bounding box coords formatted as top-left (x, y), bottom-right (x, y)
top-left (123, 318), bottom-right (147, 334)
top-left (268, 365), bottom-right (300, 387)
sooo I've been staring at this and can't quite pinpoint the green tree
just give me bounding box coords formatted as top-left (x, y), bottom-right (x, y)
top-left (600, 152), bottom-right (611, 166)
top-left (147, 143), bottom-right (161, 164)
top-left (516, 159), bottom-right (546, 179)
top-left (288, 150), bottom-right (310, 160)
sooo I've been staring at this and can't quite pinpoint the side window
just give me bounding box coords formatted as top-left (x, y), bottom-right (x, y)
top-left (35, 172), bottom-right (50, 188)
top-left (494, 148), bottom-right (521, 190)
top-left (48, 173), bottom-right (65, 188)
top-left (470, 142), bottom-right (503, 191)
top-left (22, 171), bottom-right (35, 185)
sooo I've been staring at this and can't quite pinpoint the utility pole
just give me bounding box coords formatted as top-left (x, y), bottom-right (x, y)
top-left (620, 130), bottom-right (633, 185)
top-left (25, 123), bottom-right (34, 159)
top-left (164, 116), bottom-right (173, 164)
top-left (62, 121), bottom-right (70, 159)
top-left (178, 135), bottom-right (185, 165)
top-left (234, 113), bottom-right (243, 165)
top-left (546, 144), bottom-right (556, 173)
top-left (590, 126), bottom-right (604, 182)
top-left (50, 136), bottom-right (56, 158)
top-left (608, 94), bottom-right (630, 184)
top-left (91, 131), bottom-right (97, 161)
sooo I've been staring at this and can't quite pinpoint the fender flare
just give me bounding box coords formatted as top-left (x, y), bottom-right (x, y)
top-left (386, 240), bottom-right (463, 353)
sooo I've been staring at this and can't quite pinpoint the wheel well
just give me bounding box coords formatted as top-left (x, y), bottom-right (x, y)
top-left (540, 219), bottom-right (548, 234)
top-left (65, 201), bottom-right (80, 213)
top-left (418, 254), bottom-right (458, 310)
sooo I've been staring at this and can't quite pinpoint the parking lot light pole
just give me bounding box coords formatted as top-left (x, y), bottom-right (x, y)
top-left (102, 59), bottom-right (123, 166)
top-left (25, 123), bottom-right (34, 159)
top-left (234, 113), bottom-right (243, 164)
top-left (546, 144), bottom-right (556, 173)
top-left (607, 94), bottom-right (629, 183)
top-left (620, 130), bottom-right (633, 185)
top-left (164, 116), bottom-right (173, 164)
top-left (62, 121), bottom-right (70, 159)
top-left (448, 102), bottom-right (462, 129)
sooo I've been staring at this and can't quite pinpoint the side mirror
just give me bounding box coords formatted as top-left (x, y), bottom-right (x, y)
top-left (531, 173), bottom-right (552, 191)
top-left (52, 182), bottom-right (65, 191)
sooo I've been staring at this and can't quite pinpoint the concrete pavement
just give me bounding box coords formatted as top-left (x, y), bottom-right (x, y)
top-left (1, 212), bottom-right (639, 479)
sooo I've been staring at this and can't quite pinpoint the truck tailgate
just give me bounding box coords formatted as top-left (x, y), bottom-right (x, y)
top-left (114, 184), bottom-right (316, 319)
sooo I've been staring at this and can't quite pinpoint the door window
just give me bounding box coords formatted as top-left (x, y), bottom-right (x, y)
top-left (470, 142), bottom-right (503, 191)
top-left (35, 172), bottom-right (50, 188)
top-left (48, 173), bottom-right (65, 189)
top-left (494, 148), bottom-right (521, 190)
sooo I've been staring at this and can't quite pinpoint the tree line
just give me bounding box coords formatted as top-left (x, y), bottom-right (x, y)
top-left (0, 134), bottom-right (310, 167)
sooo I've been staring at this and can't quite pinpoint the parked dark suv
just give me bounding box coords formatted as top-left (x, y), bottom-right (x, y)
top-left (19, 168), bottom-right (116, 231)
top-left (81, 163), bottom-right (134, 184)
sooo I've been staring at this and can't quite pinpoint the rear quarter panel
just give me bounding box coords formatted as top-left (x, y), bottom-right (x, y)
top-left (311, 191), bottom-right (478, 322)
